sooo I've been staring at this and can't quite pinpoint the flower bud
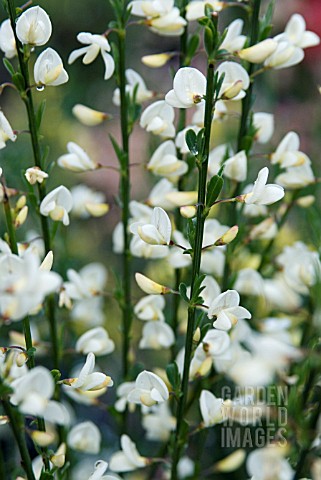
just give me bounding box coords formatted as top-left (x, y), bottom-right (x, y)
top-left (72, 104), bottom-right (110, 126)
top-left (16, 195), bottom-right (26, 210)
top-left (215, 226), bottom-right (238, 246)
top-left (193, 327), bottom-right (201, 343)
top-left (165, 191), bottom-right (198, 207)
top-left (238, 39), bottom-right (277, 63)
top-left (85, 202), bottom-right (109, 217)
top-left (180, 205), bottom-right (197, 218)
top-left (40, 251), bottom-right (54, 271)
top-left (135, 273), bottom-right (171, 295)
top-left (50, 443), bottom-right (66, 468)
top-left (31, 430), bottom-right (56, 447)
top-left (15, 351), bottom-right (28, 367)
top-left (296, 195), bottom-right (315, 208)
top-left (142, 53), bottom-right (173, 68)
top-left (14, 206), bottom-right (28, 228)
top-left (214, 449), bottom-right (246, 472)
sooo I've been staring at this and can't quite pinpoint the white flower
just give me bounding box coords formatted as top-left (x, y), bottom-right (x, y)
top-left (40, 185), bottom-right (73, 225)
top-left (238, 39), bottom-right (278, 64)
top-left (127, 370), bottom-right (169, 407)
top-left (0, 19), bottom-right (16, 58)
top-left (148, 178), bottom-right (178, 210)
top-left (76, 327), bottom-right (115, 356)
top-left (63, 263), bottom-right (107, 301)
top-left (0, 250), bottom-right (61, 321)
top-left (10, 366), bottom-right (69, 424)
top-left (275, 163), bottom-right (315, 189)
top-left (147, 140), bottom-right (188, 178)
top-left (234, 269), bottom-right (265, 296)
top-left (67, 421), bottom-right (101, 454)
top-left (71, 185), bottom-right (108, 218)
top-left (115, 382), bottom-right (136, 413)
top-left (16, 6), bottom-right (52, 46)
top-left (217, 62), bottom-right (250, 100)
top-left (247, 445), bottom-right (294, 480)
top-left (57, 141), bottom-right (98, 172)
top-left (201, 329), bottom-right (231, 359)
top-left (88, 460), bottom-right (120, 480)
top-left (223, 150), bottom-right (247, 182)
top-left (271, 131), bottom-right (308, 168)
top-left (243, 167), bottom-right (284, 205)
top-left (200, 390), bottom-right (226, 427)
top-left (130, 236), bottom-right (169, 259)
top-left (129, 0), bottom-right (186, 36)
top-left (186, 0), bottom-right (224, 21)
top-left (34, 48), bottom-right (68, 87)
top-left (264, 41), bottom-right (304, 69)
top-left (142, 403), bottom-right (176, 441)
top-left (25, 167), bottom-right (48, 185)
top-left (208, 290), bottom-right (251, 330)
top-left (113, 69), bottom-right (153, 106)
top-left (63, 352), bottom-right (113, 394)
top-left (253, 112), bottom-right (274, 144)
top-left (72, 104), bottom-right (108, 126)
top-left (165, 67), bottom-right (206, 109)
top-left (139, 321), bottom-right (175, 349)
top-left (208, 144), bottom-right (233, 177)
top-left (134, 295), bottom-right (165, 321)
top-left (220, 19), bottom-right (246, 53)
top-left (140, 100), bottom-right (175, 138)
top-left (130, 207), bottom-right (172, 245)
top-left (275, 13), bottom-right (320, 49)
top-left (68, 32), bottom-right (115, 80)
top-left (0, 111), bottom-right (16, 149)
top-left (109, 435), bottom-right (148, 472)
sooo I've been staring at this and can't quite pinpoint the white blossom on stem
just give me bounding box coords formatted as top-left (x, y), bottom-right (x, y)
top-left (275, 13), bottom-right (320, 49)
top-left (165, 67), bottom-right (206, 108)
top-left (113, 69), bottom-right (153, 106)
top-left (217, 62), bottom-right (250, 100)
top-left (127, 370), bottom-right (169, 407)
top-left (200, 390), bottom-right (226, 427)
top-left (34, 48), bottom-right (69, 87)
top-left (208, 290), bottom-right (251, 330)
top-left (57, 142), bottom-right (98, 172)
top-left (130, 207), bottom-right (172, 245)
top-left (67, 421), bottom-right (101, 454)
top-left (68, 32), bottom-right (115, 80)
top-left (40, 185), bottom-right (73, 225)
top-left (140, 100), bottom-right (175, 137)
top-left (109, 435), bottom-right (148, 472)
top-left (0, 19), bottom-right (16, 58)
top-left (147, 140), bottom-right (188, 178)
top-left (0, 111), bottom-right (16, 149)
top-left (243, 167), bottom-right (284, 205)
top-left (16, 6), bottom-right (52, 46)
top-left (76, 327), bottom-right (115, 356)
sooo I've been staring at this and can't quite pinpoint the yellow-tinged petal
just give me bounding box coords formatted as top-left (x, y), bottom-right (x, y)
top-left (142, 53), bottom-right (173, 68)
top-left (214, 449), bottom-right (246, 472)
top-left (31, 430), bottom-right (56, 447)
top-left (85, 202), bottom-right (109, 217)
top-left (135, 273), bottom-right (171, 295)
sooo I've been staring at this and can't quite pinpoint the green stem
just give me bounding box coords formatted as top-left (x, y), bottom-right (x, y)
top-left (6, 0), bottom-right (59, 371)
top-left (1, 387), bottom-right (36, 480)
top-left (3, 189), bottom-right (18, 255)
top-left (117, 8), bottom-right (132, 379)
top-left (171, 60), bottom-right (215, 480)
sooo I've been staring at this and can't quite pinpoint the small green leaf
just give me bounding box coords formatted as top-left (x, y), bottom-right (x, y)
top-left (204, 26), bottom-right (214, 56)
top-left (36, 100), bottom-right (46, 130)
top-left (186, 218), bottom-right (196, 249)
top-left (206, 175), bottom-right (224, 208)
top-left (12, 72), bottom-right (25, 92)
top-left (179, 282), bottom-right (189, 303)
top-left (3, 58), bottom-right (15, 76)
top-left (186, 34), bottom-right (200, 61)
top-left (166, 362), bottom-right (181, 390)
top-left (109, 134), bottom-right (127, 167)
top-left (185, 129), bottom-right (198, 155)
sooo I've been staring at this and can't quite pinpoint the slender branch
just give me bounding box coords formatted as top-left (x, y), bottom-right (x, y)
top-left (6, 0), bottom-right (59, 370)
top-left (170, 60), bottom-right (215, 480)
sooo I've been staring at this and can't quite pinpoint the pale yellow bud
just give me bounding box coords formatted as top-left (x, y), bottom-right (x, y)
top-left (197, 356), bottom-right (212, 377)
top-left (72, 104), bottom-right (109, 126)
top-left (166, 191), bottom-right (198, 207)
top-left (14, 206), bottom-right (28, 228)
top-left (222, 80), bottom-right (243, 100)
top-left (0, 415), bottom-right (9, 425)
top-left (214, 449), bottom-right (246, 472)
top-left (50, 454), bottom-right (65, 468)
top-left (296, 195), bottom-right (315, 208)
top-left (141, 53), bottom-right (173, 68)
top-left (40, 251), bottom-right (53, 271)
top-left (15, 351), bottom-right (28, 367)
top-left (85, 202), bottom-right (109, 217)
top-left (238, 39), bottom-right (277, 64)
top-left (16, 195), bottom-right (26, 209)
top-left (215, 226), bottom-right (238, 246)
top-left (180, 205), bottom-right (197, 218)
top-left (135, 273), bottom-right (171, 295)
top-left (31, 430), bottom-right (56, 447)
top-left (193, 327), bottom-right (201, 343)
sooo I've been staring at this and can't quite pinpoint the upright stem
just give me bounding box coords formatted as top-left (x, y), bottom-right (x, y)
top-left (1, 384), bottom-right (36, 480)
top-left (171, 61), bottom-right (215, 480)
top-left (117, 8), bottom-right (132, 379)
top-left (6, 0), bottom-right (59, 370)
